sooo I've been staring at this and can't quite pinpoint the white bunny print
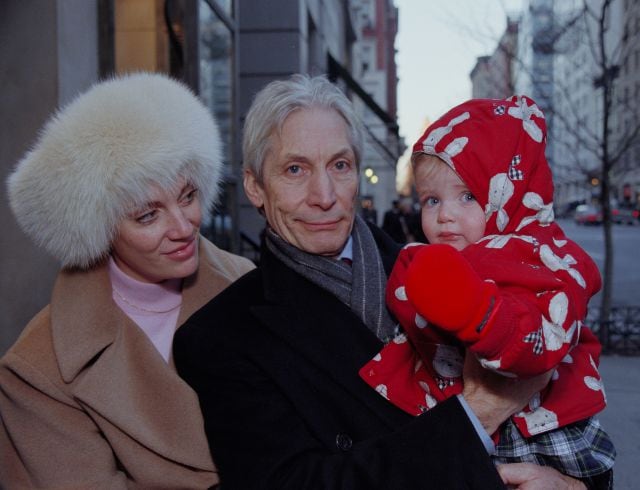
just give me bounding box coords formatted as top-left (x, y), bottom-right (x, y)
top-left (507, 96), bottom-right (545, 143)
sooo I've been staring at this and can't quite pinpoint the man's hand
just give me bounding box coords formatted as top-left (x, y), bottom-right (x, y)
top-left (461, 353), bottom-right (552, 435)
top-left (497, 463), bottom-right (587, 489)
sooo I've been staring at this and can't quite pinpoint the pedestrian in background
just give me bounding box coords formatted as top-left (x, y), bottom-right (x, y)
top-left (360, 196), bottom-right (379, 225)
top-left (382, 198), bottom-right (410, 243)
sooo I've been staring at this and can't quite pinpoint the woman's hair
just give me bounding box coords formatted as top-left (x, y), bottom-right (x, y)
top-left (242, 74), bottom-right (364, 183)
top-left (7, 72), bottom-right (223, 269)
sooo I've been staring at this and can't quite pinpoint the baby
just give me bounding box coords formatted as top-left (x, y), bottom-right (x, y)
top-left (360, 96), bottom-right (615, 488)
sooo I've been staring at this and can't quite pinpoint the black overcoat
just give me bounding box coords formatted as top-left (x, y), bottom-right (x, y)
top-left (174, 226), bottom-right (505, 489)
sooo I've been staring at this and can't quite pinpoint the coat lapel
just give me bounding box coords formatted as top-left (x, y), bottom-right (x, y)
top-left (51, 259), bottom-right (213, 472)
top-left (253, 246), bottom-right (406, 426)
top-left (68, 321), bottom-right (213, 470)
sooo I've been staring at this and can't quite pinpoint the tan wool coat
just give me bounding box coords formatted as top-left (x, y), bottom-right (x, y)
top-left (0, 237), bottom-right (255, 489)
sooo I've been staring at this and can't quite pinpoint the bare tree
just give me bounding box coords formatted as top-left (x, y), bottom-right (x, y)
top-left (550, 0), bottom-right (640, 342)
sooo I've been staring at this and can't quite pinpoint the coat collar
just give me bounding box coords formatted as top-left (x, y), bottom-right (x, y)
top-left (49, 236), bottom-right (233, 472)
top-left (253, 231), bottom-right (407, 427)
top-left (52, 237), bottom-right (240, 380)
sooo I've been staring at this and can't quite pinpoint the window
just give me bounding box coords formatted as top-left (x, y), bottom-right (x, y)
top-left (199, 2), bottom-right (233, 164)
top-left (212, 0), bottom-right (231, 15)
top-left (113, 0), bottom-right (169, 73)
top-left (198, 0), bottom-right (237, 251)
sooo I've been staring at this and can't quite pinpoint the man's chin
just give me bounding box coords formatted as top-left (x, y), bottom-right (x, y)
top-left (297, 235), bottom-right (349, 258)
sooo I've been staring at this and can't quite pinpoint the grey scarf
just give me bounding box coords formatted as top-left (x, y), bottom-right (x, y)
top-left (265, 215), bottom-right (397, 341)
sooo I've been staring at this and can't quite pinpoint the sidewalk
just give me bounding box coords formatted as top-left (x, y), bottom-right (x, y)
top-left (598, 355), bottom-right (640, 489)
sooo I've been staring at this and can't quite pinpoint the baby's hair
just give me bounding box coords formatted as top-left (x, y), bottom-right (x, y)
top-left (412, 153), bottom-right (448, 182)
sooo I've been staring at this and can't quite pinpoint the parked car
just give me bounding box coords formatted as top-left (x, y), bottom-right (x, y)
top-left (574, 204), bottom-right (602, 225)
top-left (612, 207), bottom-right (639, 225)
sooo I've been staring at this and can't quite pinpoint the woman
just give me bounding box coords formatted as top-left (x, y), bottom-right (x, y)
top-left (0, 73), bottom-right (254, 488)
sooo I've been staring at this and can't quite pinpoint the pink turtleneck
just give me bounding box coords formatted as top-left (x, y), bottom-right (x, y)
top-left (108, 257), bottom-right (182, 362)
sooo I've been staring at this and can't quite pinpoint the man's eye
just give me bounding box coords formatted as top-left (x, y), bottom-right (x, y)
top-left (334, 160), bottom-right (350, 171)
top-left (286, 165), bottom-right (301, 175)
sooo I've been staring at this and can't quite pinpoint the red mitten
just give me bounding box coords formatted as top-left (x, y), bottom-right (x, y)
top-left (404, 244), bottom-right (502, 344)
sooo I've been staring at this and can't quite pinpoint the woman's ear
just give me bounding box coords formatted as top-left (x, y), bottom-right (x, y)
top-left (243, 168), bottom-right (265, 210)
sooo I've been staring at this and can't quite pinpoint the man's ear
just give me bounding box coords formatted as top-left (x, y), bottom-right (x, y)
top-left (243, 168), bottom-right (265, 209)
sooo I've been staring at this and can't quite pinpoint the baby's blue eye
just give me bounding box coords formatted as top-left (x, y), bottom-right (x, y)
top-left (463, 192), bottom-right (476, 202)
top-left (425, 197), bottom-right (439, 206)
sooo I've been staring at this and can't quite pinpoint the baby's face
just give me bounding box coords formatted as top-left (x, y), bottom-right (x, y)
top-left (414, 155), bottom-right (486, 250)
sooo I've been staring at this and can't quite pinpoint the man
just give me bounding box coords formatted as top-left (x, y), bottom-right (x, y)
top-left (174, 75), bottom-right (586, 489)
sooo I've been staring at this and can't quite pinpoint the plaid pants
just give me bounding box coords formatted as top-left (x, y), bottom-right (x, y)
top-left (493, 416), bottom-right (615, 488)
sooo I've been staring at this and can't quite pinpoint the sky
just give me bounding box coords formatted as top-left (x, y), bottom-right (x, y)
top-left (394, 0), bottom-right (525, 146)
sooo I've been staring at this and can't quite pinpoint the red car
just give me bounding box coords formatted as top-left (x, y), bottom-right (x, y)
top-left (612, 207), bottom-right (639, 225)
top-left (574, 204), bottom-right (602, 225)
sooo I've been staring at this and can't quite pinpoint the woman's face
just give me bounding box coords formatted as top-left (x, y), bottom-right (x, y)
top-left (111, 177), bottom-right (202, 283)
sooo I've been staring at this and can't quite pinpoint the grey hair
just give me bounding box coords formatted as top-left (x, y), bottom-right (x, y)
top-left (242, 74), bottom-right (364, 182)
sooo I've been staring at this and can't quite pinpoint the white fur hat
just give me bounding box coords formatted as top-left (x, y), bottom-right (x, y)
top-left (7, 72), bottom-right (222, 269)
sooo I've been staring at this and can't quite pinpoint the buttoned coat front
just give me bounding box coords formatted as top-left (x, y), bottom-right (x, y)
top-left (0, 237), bottom-right (254, 489)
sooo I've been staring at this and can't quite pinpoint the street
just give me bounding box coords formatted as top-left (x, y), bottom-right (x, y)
top-left (558, 219), bottom-right (639, 488)
top-left (557, 218), bottom-right (640, 307)
top-left (597, 355), bottom-right (640, 490)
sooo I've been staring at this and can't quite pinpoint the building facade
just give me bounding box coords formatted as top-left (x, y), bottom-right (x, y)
top-left (349, 0), bottom-right (402, 223)
top-left (550, 0), bottom-right (602, 210)
top-left (614, 0), bottom-right (640, 210)
top-left (551, 0), bottom-right (640, 211)
top-left (513, 0), bottom-right (557, 184)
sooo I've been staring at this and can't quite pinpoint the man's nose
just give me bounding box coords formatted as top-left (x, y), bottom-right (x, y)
top-left (308, 170), bottom-right (337, 209)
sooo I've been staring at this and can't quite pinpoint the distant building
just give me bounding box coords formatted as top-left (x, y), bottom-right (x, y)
top-left (470, 19), bottom-right (518, 99)
top-left (514, 0), bottom-right (555, 119)
top-left (550, 0), bottom-right (602, 209)
top-left (350, 0), bottom-right (403, 222)
top-left (550, 0), bottom-right (640, 210)
top-left (513, 0), bottom-right (557, 186)
top-left (614, 0), bottom-right (640, 209)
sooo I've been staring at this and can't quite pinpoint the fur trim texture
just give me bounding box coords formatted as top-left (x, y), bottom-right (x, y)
top-left (7, 72), bottom-right (222, 269)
